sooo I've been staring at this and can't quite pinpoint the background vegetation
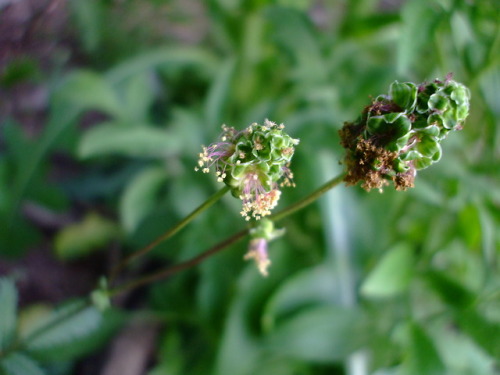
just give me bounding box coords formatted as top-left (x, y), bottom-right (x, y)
top-left (0, 0), bottom-right (499, 374)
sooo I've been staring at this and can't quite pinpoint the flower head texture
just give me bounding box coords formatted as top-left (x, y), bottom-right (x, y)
top-left (197, 120), bottom-right (299, 220)
top-left (339, 75), bottom-right (470, 191)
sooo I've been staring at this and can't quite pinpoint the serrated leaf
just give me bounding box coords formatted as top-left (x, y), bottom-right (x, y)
top-left (265, 305), bottom-right (366, 363)
top-left (0, 353), bottom-right (46, 375)
top-left (0, 278), bottom-right (18, 350)
top-left (361, 243), bottom-right (414, 298)
top-left (78, 122), bottom-right (182, 159)
top-left (119, 166), bottom-right (167, 233)
top-left (54, 212), bottom-right (120, 260)
top-left (25, 300), bottom-right (102, 352)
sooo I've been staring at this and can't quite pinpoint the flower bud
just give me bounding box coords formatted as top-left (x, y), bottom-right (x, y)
top-left (244, 219), bottom-right (285, 276)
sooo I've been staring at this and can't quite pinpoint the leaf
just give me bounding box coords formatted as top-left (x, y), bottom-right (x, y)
top-left (0, 353), bottom-right (46, 375)
top-left (78, 122), bottom-right (182, 159)
top-left (262, 264), bottom-right (340, 331)
top-left (265, 305), bottom-right (366, 363)
top-left (424, 271), bottom-right (475, 309)
top-left (456, 308), bottom-right (500, 359)
top-left (397, 0), bottom-right (442, 75)
top-left (120, 72), bottom-right (156, 124)
top-left (68, 0), bottom-right (103, 52)
top-left (54, 212), bottom-right (120, 260)
top-left (24, 300), bottom-right (102, 352)
top-left (0, 278), bottom-right (18, 350)
top-left (204, 58), bottom-right (236, 129)
top-left (402, 322), bottom-right (445, 375)
top-left (360, 243), bottom-right (414, 298)
top-left (424, 271), bottom-right (500, 357)
top-left (8, 70), bottom-right (122, 228)
top-left (266, 7), bottom-right (326, 84)
top-left (105, 46), bottom-right (218, 85)
top-left (119, 166), bottom-right (168, 232)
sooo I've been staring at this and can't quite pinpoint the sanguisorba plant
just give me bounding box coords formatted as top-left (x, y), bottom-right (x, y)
top-left (0, 77), bottom-right (471, 374)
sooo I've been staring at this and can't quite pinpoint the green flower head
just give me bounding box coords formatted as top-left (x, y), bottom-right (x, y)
top-left (339, 75), bottom-right (470, 191)
top-left (196, 120), bottom-right (299, 220)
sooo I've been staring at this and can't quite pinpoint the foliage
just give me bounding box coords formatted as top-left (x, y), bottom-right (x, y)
top-left (1, 0), bottom-right (499, 374)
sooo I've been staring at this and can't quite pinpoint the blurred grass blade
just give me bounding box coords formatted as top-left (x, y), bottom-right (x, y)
top-left (0, 278), bottom-right (18, 350)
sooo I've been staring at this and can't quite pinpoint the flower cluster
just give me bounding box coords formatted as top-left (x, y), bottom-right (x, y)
top-left (244, 219), bottom-right (285, 276)
top-left (197, 120), bottom-right (299, 220)
top-left (339, 75), bottom-right (470, 191)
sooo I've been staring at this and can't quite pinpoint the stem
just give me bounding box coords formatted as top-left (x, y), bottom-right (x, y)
top-left (110, 229), bottom-right (248, 297)
top-left (269, 172), bottom-right (346, 222)
top-left (111, 172), bottom-right (346, 295)
top-left (109, 186), bottom-right (230, 281)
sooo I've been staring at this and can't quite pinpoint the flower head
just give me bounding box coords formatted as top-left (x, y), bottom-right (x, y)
top-left (197, 120), bottom-right (299, 220)
top-left (339, 75), bottom-right (470, 191)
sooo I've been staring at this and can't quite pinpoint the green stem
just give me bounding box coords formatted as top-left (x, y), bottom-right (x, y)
top-left (111, 172), bottom-right (346, 295)
top-left (269, 172), bottom-right (346, 222)
top-left (109, 229), bottom-right (248, 297)
top-left (109, 185), bottom-right (230, 281)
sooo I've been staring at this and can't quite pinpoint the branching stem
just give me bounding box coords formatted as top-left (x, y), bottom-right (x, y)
top-left (110, 172), bottom-right (346, 296)
top-left (109, 185), bottom-right (230, 282)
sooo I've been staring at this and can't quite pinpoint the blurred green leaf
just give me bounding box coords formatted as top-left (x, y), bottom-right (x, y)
top-left (424, 271), bottom-right (475, 309)
top-left (205, 58), bottom-right (237, 128)
top-left (0, 278), bottom-right (18, 350)
top-left (457, 308), bottom-right (500, 359)
top-left (78, 122), bottom-right (182, 159)
top-left (361, 243), bottom-right (414, 298)
top-left (54, 212), bottom-right (120, 260)
top-left (105, 47), bottom-right (218, 85)
top-left (265, 305), bottom-right (366, 363)
top-left (266, 6), bottom-right (326, 84)
top-left (69, 0), bottom-right (103, 53)
top-left (397, 0), bottom-right (443, 75)
top-left (120, 72), bottom-right (157, 124)
top-left (262, 264), bottom-right (339, 331)
top-left (24, 301), bottom-right (101, 353)
top-left (119, 166), bottom-right (168, 233)
top-left (402, 321), bottom-right (445, 375)
top-left (0, 353), bottom-right (46, 375)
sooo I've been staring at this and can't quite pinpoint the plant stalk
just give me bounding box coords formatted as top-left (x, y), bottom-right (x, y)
top-left (112, 172), bottom-right (346, 295)
top-left (109, 185), bottom-right (230, 281)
